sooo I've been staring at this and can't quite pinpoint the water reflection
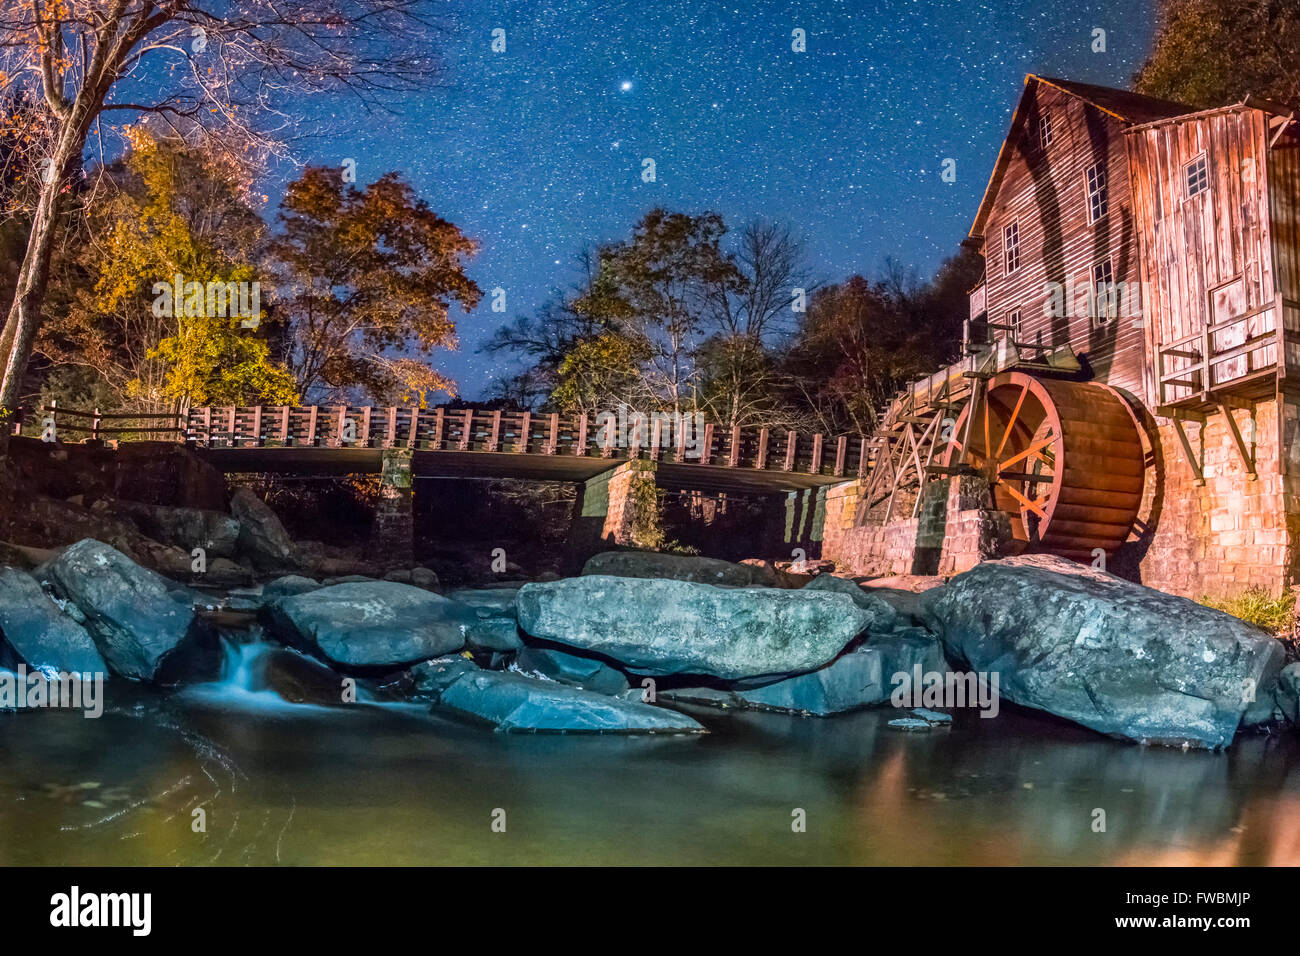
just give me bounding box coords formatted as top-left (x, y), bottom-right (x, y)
top-left (1, 677), bottom-right (1298, 865)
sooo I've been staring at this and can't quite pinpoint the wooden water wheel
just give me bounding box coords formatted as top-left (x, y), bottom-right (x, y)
top-left (942, 371), bottom-right (1145, 561)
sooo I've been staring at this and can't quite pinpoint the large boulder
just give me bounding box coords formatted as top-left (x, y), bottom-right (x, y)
top-left (261, 575), bottom-right (321, 602)
top-left (35, 539), bottom-right (216, 683)
top-left (437, 668), bottom-right (704, 733)
top-left (921, 555), bottom-right (1286, 748)
top-left (516, 575), bottom-right (873, 680)
top-left (581, 551), bottom-right (773, 587)
top-left (230, 488), bottom-right (297, 572)
top-left (0, 567), bottom-right (107, 674)
top-left (735, 629), bottom-right (946, 716)
top-left (114, 501), bottom-right (240, 559)
top-left (263, 580), bottom-right (471, 669)
top-left (802, 574), bottom-right (899, 633)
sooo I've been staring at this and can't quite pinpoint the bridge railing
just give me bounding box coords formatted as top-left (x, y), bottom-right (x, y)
top-left (182, 405), bottom-right (879, 479)
top-left (15, 402), bottom-right (884, 480)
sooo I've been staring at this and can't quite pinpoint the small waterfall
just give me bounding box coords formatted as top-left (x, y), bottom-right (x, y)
top-left (183, 638), bottom-right (336, 712)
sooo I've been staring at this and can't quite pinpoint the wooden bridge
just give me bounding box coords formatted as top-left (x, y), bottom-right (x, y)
top-left (21, 403), bottom-right (874, 495)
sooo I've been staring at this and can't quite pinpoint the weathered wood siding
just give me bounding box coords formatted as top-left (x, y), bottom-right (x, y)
top-left (1126, 108), bottom-right (1278, 404)
top-left (980, 81), bottom-right (1147, 397)
top-left (1267, 137), bottom-right (1300, 376)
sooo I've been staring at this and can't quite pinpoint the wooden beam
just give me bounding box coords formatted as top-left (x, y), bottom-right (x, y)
top-left (1172, 417), bottom-right (1206, 486)
top-left (1217, 400), bottom-right (1257, 480)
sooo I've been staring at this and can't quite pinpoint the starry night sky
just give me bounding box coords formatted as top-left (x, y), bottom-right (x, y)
top-left (278, 0), bottom-right (1158, 399)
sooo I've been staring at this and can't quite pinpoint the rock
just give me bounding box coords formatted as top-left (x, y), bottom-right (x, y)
top-left (408, 655), bottom-right (480, 701)
top-left (0, 568), bottom-right (107, 674)
top-left (517, 575), bottom-right (873, 680)
top-left (802, 574), bottom-right (899, 632)
top-left (861, 575), bottom-right (948, 622)
top-left (464, 616), bottom-right (523, 653)
top-left (199, 557), bottom-right (254, 588)
top-left (658, 686), bottom-right (741, 708)
top-left (410, 567), bottom-right (439, 590)
top-left (0, 540), bottom-right (63, 571)
top-left (230, 487), bottom-right (297, 572)
top-left (261, 575), bottom-right (321, 602)
top-left (263, 580), bottom-right (471, 669)
top-left (248, 646), bottom-right (344, 706)
top-left (437, 669), bottom-right (705, 734)
top-left (35, 539), bottom-right (217, 683)
top-left (581, 550), bottom-right (773, 587)
top-left (1270, 662), bottom-right (1300, 725)
top-left (911, 707), bottom-right (953, 725)
top-left (735, 629), bottom-right (946, 716)
top-left (920, 554), bottom-right (1287, 748)
top-left (446, 588), bottom-right (519, 616)
top-left (444, 588), bottom-right (523, 651)
top-left (322, 575), bottom-right (377, 586)
top-left (114, 501), bottom-right (240, 559)
top-left (515, 646), bottom-right (629, 695)
top-left (888, 717), bottom-right (934, 731)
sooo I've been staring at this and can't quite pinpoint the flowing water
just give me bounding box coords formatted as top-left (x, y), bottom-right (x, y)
top-left (2, 640), bottom-right (1299, 866)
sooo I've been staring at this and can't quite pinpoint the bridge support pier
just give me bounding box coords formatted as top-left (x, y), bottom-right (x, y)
top-left (567, 459), bottom-right (662, 567)
top-left (371, 447), bottom-right (414, 564)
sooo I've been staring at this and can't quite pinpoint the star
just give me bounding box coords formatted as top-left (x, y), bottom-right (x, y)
top-left (619, 80), bottom-right (633, 92)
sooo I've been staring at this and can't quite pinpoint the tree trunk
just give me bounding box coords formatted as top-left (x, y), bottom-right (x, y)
top-left (0, 137), bottom-right (79, 454)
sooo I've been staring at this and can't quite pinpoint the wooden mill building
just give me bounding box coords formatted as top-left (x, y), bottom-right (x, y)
top-left (821, 74), bottom-right (1300, 599)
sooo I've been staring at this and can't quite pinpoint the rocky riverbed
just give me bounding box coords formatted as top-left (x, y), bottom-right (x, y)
top-left (0, 487), bottom-right (1296, 748)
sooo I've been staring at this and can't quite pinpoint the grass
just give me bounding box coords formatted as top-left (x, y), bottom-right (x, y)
top-left (1199, 587), bottom-right (1299, 661)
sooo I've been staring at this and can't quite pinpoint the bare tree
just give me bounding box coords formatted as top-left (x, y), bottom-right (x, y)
top-left (0, 0), bottom-right (445, 444)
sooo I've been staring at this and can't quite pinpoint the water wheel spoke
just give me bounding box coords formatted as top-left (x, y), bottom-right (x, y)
top-left (997, 433), bottom-right (1056, 473)
top-left (1003, 482), bottom-right (1049, 520)
top-left (994, 383), bottom-right (1030, 460)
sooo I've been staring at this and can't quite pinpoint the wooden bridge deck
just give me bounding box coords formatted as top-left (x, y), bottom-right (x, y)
top-left (27, 404), bottom-right (871, 494)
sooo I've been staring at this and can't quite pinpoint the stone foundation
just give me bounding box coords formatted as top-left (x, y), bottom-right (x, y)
top-left (370, 448), bottom-right (413, 563)
top-left (822, 474), bottom-right (1011, 578)
top-left (568, 460), bottom-right (663, 565)
top-left (1123, 397), bottom-right (1299, 599)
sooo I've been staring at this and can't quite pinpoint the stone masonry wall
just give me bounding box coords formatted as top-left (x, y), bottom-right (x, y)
top-left (1127, 397), bottom-right (1297, 599)
top-left (822, 474), bottom-right (1010, 578)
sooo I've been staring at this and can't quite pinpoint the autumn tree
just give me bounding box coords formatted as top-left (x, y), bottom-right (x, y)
top-left (1136, 0), bottom-right (1300, 106)
top-left (0, 0), bottom-right (445, 444)
top-left (267, 166), bottom-right (481, 405)
top-left (38, 130), bottom-right (295, 416)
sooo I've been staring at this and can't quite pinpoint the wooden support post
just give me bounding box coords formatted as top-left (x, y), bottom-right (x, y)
top-left (91, 407), bottom-right (101, 442)
top-left (576, 413), bottom-right (589, 455)
top-left (487, 409), bottom-right (502, 452)
top-left (334, 405), bottom-right (348, 447)
top-left (383, 407), bottom-right (396, 447)
top-left (755, 427), bottom-right (769, 469)
top-left (459, 408), bottom-right (473, 450)
top-left (251, 405), bottom-right (263, 446)
top-left (649, 416), bottom-right (662, 460)
top-left (728, 424), bottom-right (742, 466)
top-left (516, 411), bottom-right (531, 454)
top-left (783, 430), bottom-right (796, 471)
top-left (834, 435), bottom-right (847, 476)
top-left (279, 406), bottom-right (290, 444)
top-left (602, 413), bottom-right (617, 457)
top-left (809, 433), bottom-right (823, 474)
top-left (203, 407), bottom-right (213, 446)
top-left (407, 407), bottom-right (420, 448)
top-left (360, 406), bottom-right (373, 447)
top-left (545, 412), bottom-right (559, 455)
top-left (1171, 416), bottom-right (1206, 486)
top-left (226, 406), bottom-right (236, 447)
top-left (432, 407), bottom-right (445, 448)
top-left (1217, 399), bottom-right (1258, 480)
top-left (857, 438), bottom-right (869, 478)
